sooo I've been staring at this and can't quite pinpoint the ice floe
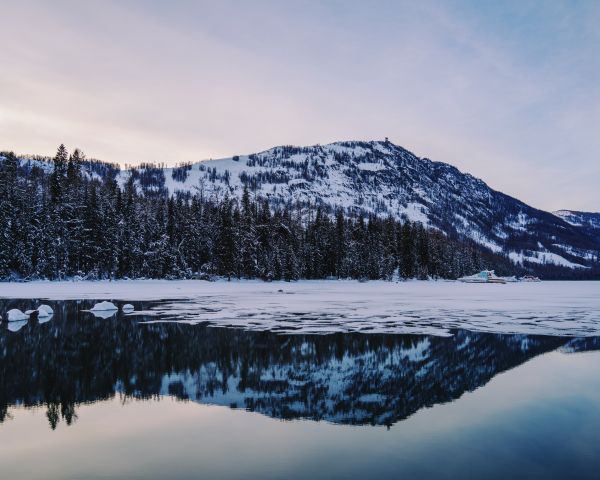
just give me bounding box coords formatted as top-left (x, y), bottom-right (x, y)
top-left (90, 301), bottom-right (118, 311)
top-left (84, 301), bottom-right (119, 319)
top-left (37, 304), bottom-right (53, 316)
top-left (89, 309), bottom-right (117, 319)
top-left (7, 309), bottom-right (28, 322)
top-left (7, 319), bottom-right (28, 332)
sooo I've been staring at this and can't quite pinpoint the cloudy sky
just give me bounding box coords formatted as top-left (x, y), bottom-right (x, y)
top-left (1, 0), bottom-right (599, 211)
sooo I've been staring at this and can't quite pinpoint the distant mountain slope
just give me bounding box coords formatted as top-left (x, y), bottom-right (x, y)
top-left (7, 141), bottom-right (600, 271)
top-left (554, 210), bottom-right (600, 241)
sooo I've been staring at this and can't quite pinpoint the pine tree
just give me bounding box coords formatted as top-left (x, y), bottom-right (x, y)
top-left (50, 144), bottom-right (68, 203)
top-left (0, 153), bottom-right (20, 277)
top-left (216, 198), bottom-right (235, 280)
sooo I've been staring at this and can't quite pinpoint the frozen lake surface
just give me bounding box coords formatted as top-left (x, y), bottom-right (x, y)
top-left (1, 279), bottom-right (599, 336)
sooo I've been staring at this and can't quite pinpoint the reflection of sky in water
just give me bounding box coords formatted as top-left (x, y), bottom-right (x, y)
top-left (1, 351), bottom-right (599, 480)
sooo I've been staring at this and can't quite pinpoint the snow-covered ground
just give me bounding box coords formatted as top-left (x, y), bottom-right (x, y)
top-left (1, 279), bottom-right (599, 337)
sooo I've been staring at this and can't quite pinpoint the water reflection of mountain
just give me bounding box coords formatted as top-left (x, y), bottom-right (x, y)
top-left (0, 299), bottom-right (597, 429)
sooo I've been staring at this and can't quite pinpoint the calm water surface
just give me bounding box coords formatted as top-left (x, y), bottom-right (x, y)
top-left (1, 299), bottom-right (600, 479)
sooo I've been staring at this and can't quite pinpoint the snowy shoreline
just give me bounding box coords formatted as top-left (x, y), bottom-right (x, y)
top-left (1, 279), bottom-right (599, 337)
top-left (1, 277), bottom-right (595, 300)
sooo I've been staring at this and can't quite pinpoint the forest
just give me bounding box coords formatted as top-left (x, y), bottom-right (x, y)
top-left (0, 145), bottom-right (546, 281)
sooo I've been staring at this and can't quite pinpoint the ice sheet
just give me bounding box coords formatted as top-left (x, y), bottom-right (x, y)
top-left (1, 279), bottom-right (599, 337)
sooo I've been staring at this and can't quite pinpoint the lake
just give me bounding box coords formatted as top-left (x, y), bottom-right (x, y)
top-left (1, 295), bottom-right (600, 479)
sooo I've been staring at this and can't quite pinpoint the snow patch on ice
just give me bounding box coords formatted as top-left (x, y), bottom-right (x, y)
top-left (7, 309), bottom-right (28, 322)
top-left (90, 301), bottom-right (118, 311)
top-left (7, 319), bottom-right (28, 332)
top-left (89, 309), bottom-right (117, 319)
top-left (37, 304), bottom-right (53, 316)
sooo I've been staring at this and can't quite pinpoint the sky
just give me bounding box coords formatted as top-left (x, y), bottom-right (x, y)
top-left (1, 0), bottom-right (599, 212)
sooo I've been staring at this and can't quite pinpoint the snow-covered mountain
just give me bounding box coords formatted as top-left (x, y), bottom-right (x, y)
top-left (114, 140), bottom-right (599, 270)
top-left (9, 141), bottom-right (600, 270)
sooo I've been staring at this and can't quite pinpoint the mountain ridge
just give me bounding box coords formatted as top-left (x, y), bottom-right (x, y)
top-left (5, 140), bottom-right (600, 272)
top-left (121, 139), bottom-right (600, 270)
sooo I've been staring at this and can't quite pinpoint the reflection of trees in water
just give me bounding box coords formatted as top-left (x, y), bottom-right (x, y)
top-left (45, 402), bottom-right (77, 430)
top-left (1, 299), bottom-right (597, 429)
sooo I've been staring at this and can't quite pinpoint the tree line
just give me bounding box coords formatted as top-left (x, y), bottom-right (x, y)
top-left (0, 145), bottom-right (516, 281)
